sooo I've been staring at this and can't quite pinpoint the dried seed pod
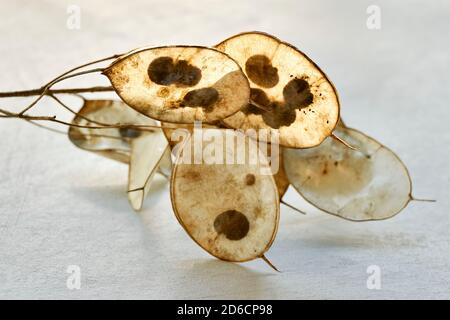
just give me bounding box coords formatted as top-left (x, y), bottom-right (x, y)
top-left (161, 121), bottom-right (222, 148)
top-left (103, 46), bottom-right (250, 124)
top-left (68, 100), bottom-right (169, 211)
top-left (69, 99), bottom-right (155, 162)
top-left (215, 32), bottom-right (340, 148)
top-left (283, 126), bottom-right (412, 221)
top-left (171, 129), bottom-right (279, 262)
top-left (273, 152), bottom-right (290, 199)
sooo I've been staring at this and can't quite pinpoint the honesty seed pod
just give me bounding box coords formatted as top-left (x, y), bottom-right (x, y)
top-left (0, 31), bottom-right (433, 272)
top-left (283, 124), bottom-right (413, 221)
top-left (170, 129), bottom-right (279, 265)
top-left (69, 99), bottom-right (170, 211)
top-left (103, 46), bottom-right (250, 124)
top-left (215, 32), bottom-right (340, 148)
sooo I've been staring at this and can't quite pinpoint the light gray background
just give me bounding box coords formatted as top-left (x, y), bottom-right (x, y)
top-left (0, 0), bottom-right (449, 299)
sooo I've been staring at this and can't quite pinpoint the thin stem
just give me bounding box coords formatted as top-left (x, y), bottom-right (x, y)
top-left (261, 255), bottom-right (280, 272)
top-left (250, 99), bottom-right (271, 112)
top-left (0, 108), bottom-right (162, 131)
top-left (0, 86), bottom-right (114, 98)
top-left (50, 94), bottom-right (116, 127)
top-left (410, 196), bottom-right (436, 203)
top-left (281, 200), bottom-right (306, 215)
top-left (19, 67), bottom-right (105, 115)
top-left (27, 120), bottom-right (69, 135)
top-left (331, 133), bottom-right (358, 151)
top-left (8, 52), bottom-right (123, 115)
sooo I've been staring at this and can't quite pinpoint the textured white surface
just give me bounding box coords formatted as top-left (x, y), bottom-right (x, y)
top-left (0, 0), bottom-right (449, 299)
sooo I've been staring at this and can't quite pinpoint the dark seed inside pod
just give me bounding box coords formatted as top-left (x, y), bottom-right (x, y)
top-left (147, 56), bottom-right (202, 86)
top-left (214, 210), bottom-right (250, 240)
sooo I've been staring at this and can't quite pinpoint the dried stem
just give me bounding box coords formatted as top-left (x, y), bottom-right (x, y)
top-left (50, 94), bottom-right (118, 127)
top-left (0, 107), bottom-right (162, 132)
top-left (261, 254), bottom-right (280, 272)
top-left (18, 67), bottom-right (106, 115)
top-left (410, 196), bottom-right (436, 203)
top-left (331, 133), bottom-right (358, 151)
top-left (0, 86), bottom-right (114, 97)
top-left (0, 53), bottom-right (122, 115)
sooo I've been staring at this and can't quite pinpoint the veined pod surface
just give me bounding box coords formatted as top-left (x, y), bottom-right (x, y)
top-left (283, 125), bottom-right (412, 221)
top-left (104, 46), bottom-right (250, 124)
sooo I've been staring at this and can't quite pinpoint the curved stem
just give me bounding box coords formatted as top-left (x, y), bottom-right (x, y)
top-left (331, 133), bottom-right (358, 151)
top-left (19, 67), bottom-right (105, 115)
top-left (0, 107), bottom-right (162, 131)
top-left (410, 196), bottom-right (436, 202)
top-left (4, 53), bottom-right (122, 115)
top-left (261, 255), bottom-right (280, 272)
top-left (50, 94), bottom-right (116, 127)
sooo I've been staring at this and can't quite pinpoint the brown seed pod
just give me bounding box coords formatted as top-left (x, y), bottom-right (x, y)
top-left (103, 46), bottom-right (250, 124)
top-left (170, 129), bottom-right (279, 262)
top-left (283, 126), bottom-right (412, 221)
top-left (160, 121), bottom-right (223, 148)
top-left (68, 99), bottom-right (169, 211)
top-left (215, 32), bottom-right (340, 148)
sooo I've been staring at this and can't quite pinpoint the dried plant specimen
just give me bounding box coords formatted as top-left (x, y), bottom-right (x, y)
top-left (215, 32), bottom-right (340, 148)
top-left (170, 129), bottom-right (279, 264)
top-left (69, 99), bottom-right (169, 211)
top-left (104, 46), bottom-right (250, 124)
top-left (283, 125), bottom-right (413, 221)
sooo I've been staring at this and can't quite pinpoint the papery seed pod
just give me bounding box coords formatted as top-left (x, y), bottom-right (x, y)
top-left (283, 125), bottom-right (412, 221)
top-left (216, 32), bottom-right (340, 148)
top-left (104, 46), bottom-right (250, 124)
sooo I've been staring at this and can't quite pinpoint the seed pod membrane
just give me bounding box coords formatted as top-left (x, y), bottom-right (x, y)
top-left (128, 133), bottom-right (170, 211)
top-left (68, 99), bottom-right (152, 163)
top-left (69, 100), bottom-right (169, 211)
top-left (283, 126), bottom-right (412, 221)
top-left (171, 129), bottom-right (279, 262)
top-left (216, 32), bottom-right (340, 148)
top-left (104, 46), bottom-right (250, 124)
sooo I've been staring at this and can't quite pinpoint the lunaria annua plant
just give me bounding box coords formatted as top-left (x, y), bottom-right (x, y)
top-left (0, 31), bottom-right (434, 271)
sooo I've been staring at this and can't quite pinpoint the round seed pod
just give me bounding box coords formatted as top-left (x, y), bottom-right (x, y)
top-left (283, 126), bottom-right (412, 221)
top-left (170, 129), bottom-right (279, 262)
top-left (103, 46), bottom-right (250, 124)
top-left (215, 32), bottom-right (340, 148)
